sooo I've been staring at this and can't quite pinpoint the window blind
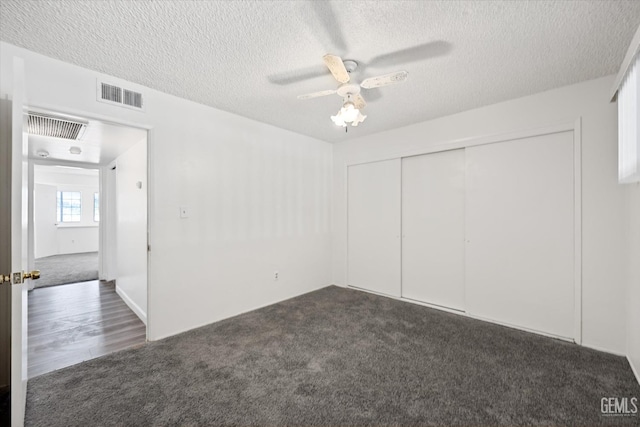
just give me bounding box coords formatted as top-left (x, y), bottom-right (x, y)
top-left (618, 53), bottom-right (640, 183)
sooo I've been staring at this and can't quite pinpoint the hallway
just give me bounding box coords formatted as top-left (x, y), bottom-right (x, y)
top-left (28, 280), bottom-right (146, 378)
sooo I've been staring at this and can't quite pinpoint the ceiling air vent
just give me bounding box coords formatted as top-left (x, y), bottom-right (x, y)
top-left (97, 79), bottom-right (145, 111)
top-left (27, 113), bottom-right (87, 140)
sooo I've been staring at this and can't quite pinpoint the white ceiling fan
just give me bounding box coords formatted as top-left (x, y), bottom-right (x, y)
top-left (298, 54), bottom-right (408, 128)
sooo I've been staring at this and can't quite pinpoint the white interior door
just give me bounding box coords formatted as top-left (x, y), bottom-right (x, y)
top-left (402, 149), bottom-right (465, 310)
top-left (347, 159), bottom-right (401, 297)
top-left (11, 57), bottom-right (29, 427)
top-left (465, 132), bottom-right (574, 339)
top-left (99, 164), bottom-right (118, 281)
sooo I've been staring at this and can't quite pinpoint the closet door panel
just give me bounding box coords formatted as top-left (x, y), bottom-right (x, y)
top-left (347, 159), bottom-right (401, 297)
top-left (402, 150), bottom-right (465, 310)
top-left (465, 132), bottom-right (574, 338)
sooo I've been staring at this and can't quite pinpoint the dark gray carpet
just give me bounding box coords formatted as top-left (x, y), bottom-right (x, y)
top-left (33, 252), bottom-right (98, 288)
top-left (25, 286), bottom-right (639, 426)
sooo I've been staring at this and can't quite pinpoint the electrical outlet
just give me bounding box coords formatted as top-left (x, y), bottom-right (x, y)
top-left (274, 271), bottom-right (279, 280)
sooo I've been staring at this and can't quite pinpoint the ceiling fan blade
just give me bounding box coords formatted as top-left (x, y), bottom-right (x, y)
top-left (361, 71), bottom-right (408, 89)
top-left (297, 89), bottom-right (337, 100)
top-left (323, 54), bottom-right (350, 83)
top-left (353, 94), bottom-right (366, 110)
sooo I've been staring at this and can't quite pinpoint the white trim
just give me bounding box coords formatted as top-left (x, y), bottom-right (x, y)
top-left (345, 164), bottom-right (350, 291)
top-left (115, 285), bottom-right (147, 325)
top-left (31, 158), bottom-right (102, 170)
top-left (466, 313), bottom-right (574, 343)
top-left (98, 167), bottom-right (105, 280)
top-left (150, 282), bottom-right (333, 342)
top-left (345, 121), bottom-right (576, 168)
top-left (628, 356), bottom-right (640, 386)
top-left (579, 343), bottom-right (627, 358)
top-left (145, 129), bottom-right (153, 342)
top-left (611, 24), bottom-right (640, 101)
top-left (400, 297), bottom-right (464, 316)
top-left (573, 118), bottom-right (583, 345)
top-left (27, 162), bottom-right (35, 291)
top-left (347, 285), bottom-right (575, 344)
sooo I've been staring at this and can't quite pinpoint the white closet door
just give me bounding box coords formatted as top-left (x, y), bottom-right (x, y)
top-left (465, 132), bottom-right (574, 339)
top-left (348, 159), bottom-right (401, 297)
top-left (402, 150), bottom-right (465, 310)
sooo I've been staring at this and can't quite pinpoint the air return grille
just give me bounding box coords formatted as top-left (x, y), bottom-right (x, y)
top-left (123, 89), bottom-right (143, 108)
top-left (101, 83), bottom-right (122, 103)
top-left (97, 80), bottom-right (144, 110)
top-left (27, 113), bottom-right (87, 140)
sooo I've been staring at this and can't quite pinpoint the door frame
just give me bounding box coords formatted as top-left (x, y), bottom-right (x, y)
top-left (21, 102), bottom-right (154, 342)
top-left (28, 158), bottom-right (103, 290)
top-left (343, 119), bottom-right (582, 345)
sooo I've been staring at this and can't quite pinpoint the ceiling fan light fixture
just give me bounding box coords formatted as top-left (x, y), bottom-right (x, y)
top-left (331, 101), bottom-right (367, 127)
top-left (352, 111), bottom-right (367, 127)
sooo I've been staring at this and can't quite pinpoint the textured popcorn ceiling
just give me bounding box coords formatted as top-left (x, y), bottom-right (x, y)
top-left (1, 1), bottom-right (640, 143)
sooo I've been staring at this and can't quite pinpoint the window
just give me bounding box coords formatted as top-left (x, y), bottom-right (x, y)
top-left (618, 52), bottom-right (640, 183)
top-left (94, 193), bottom-right (100, 222)
top-left (56, 191), bottom-right (82, 223)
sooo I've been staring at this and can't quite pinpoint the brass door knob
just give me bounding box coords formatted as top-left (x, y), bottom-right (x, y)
top-left (23, 270), bottom-right (41, 280)
top-left (1, 275), bottom-right (10, 284)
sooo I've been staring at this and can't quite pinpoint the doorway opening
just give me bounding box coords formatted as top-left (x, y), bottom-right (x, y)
top-left (33, 165), bottom-right (100, 289)
top-left (26, 109), bottom-right (149, 378)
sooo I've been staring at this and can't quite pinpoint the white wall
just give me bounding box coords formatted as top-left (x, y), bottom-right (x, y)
top-left (333, 76), bottom-right (627, 355)
top-left (115, 138), bottom-right (147, 323)
top-left (627, 183), bottom-right (640, 382)
top-left (0, 42), bottom-right (333, 341)
top-left (33, 183), bottom-right (57, 258)
top-left (33, 166), bottom-right (99, 257)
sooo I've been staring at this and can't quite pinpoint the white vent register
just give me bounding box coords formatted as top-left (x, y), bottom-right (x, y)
top-left (27, 112), bottom-right (87, 140)
top-left (97, 79), bottom-right (145, 111)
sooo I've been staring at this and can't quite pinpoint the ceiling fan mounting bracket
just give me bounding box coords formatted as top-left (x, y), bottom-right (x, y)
top-left (343, 60), bottom-right (358, 73)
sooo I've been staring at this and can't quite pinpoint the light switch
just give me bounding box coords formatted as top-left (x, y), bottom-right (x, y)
top-left (179, 206), bottom-right (189, 218)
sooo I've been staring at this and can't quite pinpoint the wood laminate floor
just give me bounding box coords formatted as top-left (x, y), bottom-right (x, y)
top-left (28, 280), bottom-right (146, 378)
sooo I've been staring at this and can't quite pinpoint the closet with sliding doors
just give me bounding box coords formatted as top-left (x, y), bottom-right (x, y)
top-left (347, 128), bottom-right (578, 341)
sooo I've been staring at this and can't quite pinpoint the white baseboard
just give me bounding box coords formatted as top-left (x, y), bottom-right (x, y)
top-left (346, 285), bottom-right (573, 342)
top-left (465, 312), bottom-right (574, 343)
top-left (344, 285), bottom-right (640, 357)
top-left (115, 285), bottom-right (147, 325)
top-left (149, 282), bottom-right (332, 342)
top-left (628, 356), bottom-right (640, 386)
top-left (580, 343), bottom-right (626, 357)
